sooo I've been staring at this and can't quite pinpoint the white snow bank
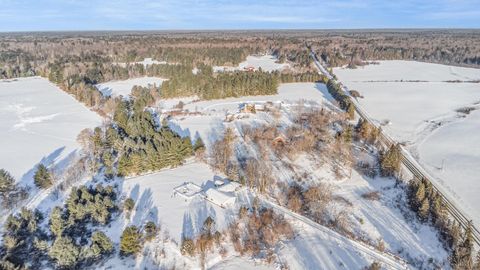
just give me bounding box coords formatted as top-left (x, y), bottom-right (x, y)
top-left (95, 77), bottom-right (165, 98)
top-left (0, 77), bottom-right (101, 183)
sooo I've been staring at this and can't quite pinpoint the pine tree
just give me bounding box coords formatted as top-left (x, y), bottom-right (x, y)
top-left (193, 137), bottom-right (205, 152)
top-left (49, 207), bottom-right (65, 237)
top-left (418, 198), bottom-right (430, 222)
top-left (473, 250), bottom-right (480, 270)
top-left (346, 102), bottom-right (355, 120)
top-left (120, 226), bottom-right (142, 256)
top-left (49, 237), bottom-right (80, 268)
top-left (124, 198), bottom-right (135, 219)
top-left (379, 144), bottom-right (402, 177)
top-left (414, 181), bottom-right (426, 210)
top-left (0, 168), bottom-right (15, 194)
top-left (89, 231), bottom-right (114, 259)
top-left (33, 164), bottom-right (53, 189)
top-left (452, 222), bottom-right (474, 269)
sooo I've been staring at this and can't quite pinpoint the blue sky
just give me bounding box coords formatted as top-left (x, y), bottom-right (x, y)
top-left (1, 0), bottom-right (479, 31)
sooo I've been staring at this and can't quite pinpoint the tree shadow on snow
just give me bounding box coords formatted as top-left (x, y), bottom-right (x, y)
top-left (19, 146), bottom-right (66, 187)
top-left (131, 188), bottom-right (158, 227)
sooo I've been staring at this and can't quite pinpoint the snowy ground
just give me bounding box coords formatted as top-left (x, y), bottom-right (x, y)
top-left (95, 77), bottom-right (166, 98)
top-left (114, 58), bottom-right (170, 68)
top-left (0, 77), bottom-right (450, 269)
top-left (333, 61), bottom-right (480, 226)
top-left (334, 60), bottom-right (480, 82)
top-left (163, 81), bottom-right (446, 269)
top-left (213, 55), bottom-right (290, 73)
top-left (168, 82), bottom-right (336, 149)
top-left (0, 77), bottom-right (101, 184)
top-left (111, 161), bottom-right (234, 244)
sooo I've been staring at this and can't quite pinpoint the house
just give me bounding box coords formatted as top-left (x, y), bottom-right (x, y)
top-left (217, 181), bottom-right (241, 193)
top-left (204, 188), bottom-right (236, 208)
top-left (240, 103), bottom-right (256, 113)
top-left (243, 66), bottom-right (255, 72)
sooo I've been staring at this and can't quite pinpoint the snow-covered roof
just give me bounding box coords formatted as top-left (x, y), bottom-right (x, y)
top-left (214, 179), bottom-right (225, 186)
top-left (204, 188), bottom-right (236, 208)
top-left (217, 181), bottom-right (241, 193)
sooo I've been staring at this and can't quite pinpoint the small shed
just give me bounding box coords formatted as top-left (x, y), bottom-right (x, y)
top-left (254, 104), bottom-right (266, 111)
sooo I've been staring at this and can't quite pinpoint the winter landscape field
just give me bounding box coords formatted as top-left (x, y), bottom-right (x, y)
top-left (334, 61), bottom-right (480, 226)
top-left (0, 76), bottom-right (101, 184)
top-left (1, 25), bottom-right (480, 270)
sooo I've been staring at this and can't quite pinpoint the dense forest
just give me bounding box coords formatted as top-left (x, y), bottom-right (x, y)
top-left (306, 30), bottom-right (480, 68)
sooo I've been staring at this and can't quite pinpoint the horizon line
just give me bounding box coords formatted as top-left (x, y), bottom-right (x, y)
top-left (1, 27), bottom-right (480, 34)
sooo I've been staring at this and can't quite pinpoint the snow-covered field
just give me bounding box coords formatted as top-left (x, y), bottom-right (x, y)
top-left (213, 55), bottom-right (289, 73)
top-left (335, 60), bottom-right (480, 82)
top-left (95, 77), bottom-right (166, 98)
top-left (334, 61), bottom-right (480, 225)
top-left (0, 77), bottom-right (101, 184)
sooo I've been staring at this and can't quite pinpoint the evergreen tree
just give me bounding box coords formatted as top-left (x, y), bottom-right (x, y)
top-left (418, 198), bottom-right (430, 222)
top-left (414, 181), bottom-right (426, 210)
top-left (49, 206), bottom-right (66, 237)
top-left (33, 164), bottom-right (53, 189)
top-left (356, 118), bottom-right (371, 141)
top-left (193, 137), bottom-right (205, 152)
top-left (0, 168), bottom-right (15, 194)
top-left (452, 222), bottom-right (474, 269)
top-left (120, 226), bottom-right (142, 256)
top-left (473, 251), bottom-right (480, 270)
top-left (144, 221), bottom-right (158, 241)
top-left (124, 198), bottom-right (135, 218)
top-left (379, 144), bottom-right (402, 177)
top-left (49, 236), bottom-right (80, 268)
top-left (88, 231), bottom-right (114, 259)
top-left (346, 102), bottom-right (355, 120)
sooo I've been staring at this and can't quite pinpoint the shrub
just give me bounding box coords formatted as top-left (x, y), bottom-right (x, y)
top-left (144, 221), bottom-right (158, 241)
top-left (361, 191), bottom-right (380, 201)
top-left (180, 237), bottom-right (195, 256)
top-left (124, 198), bottom-right (135, 213)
